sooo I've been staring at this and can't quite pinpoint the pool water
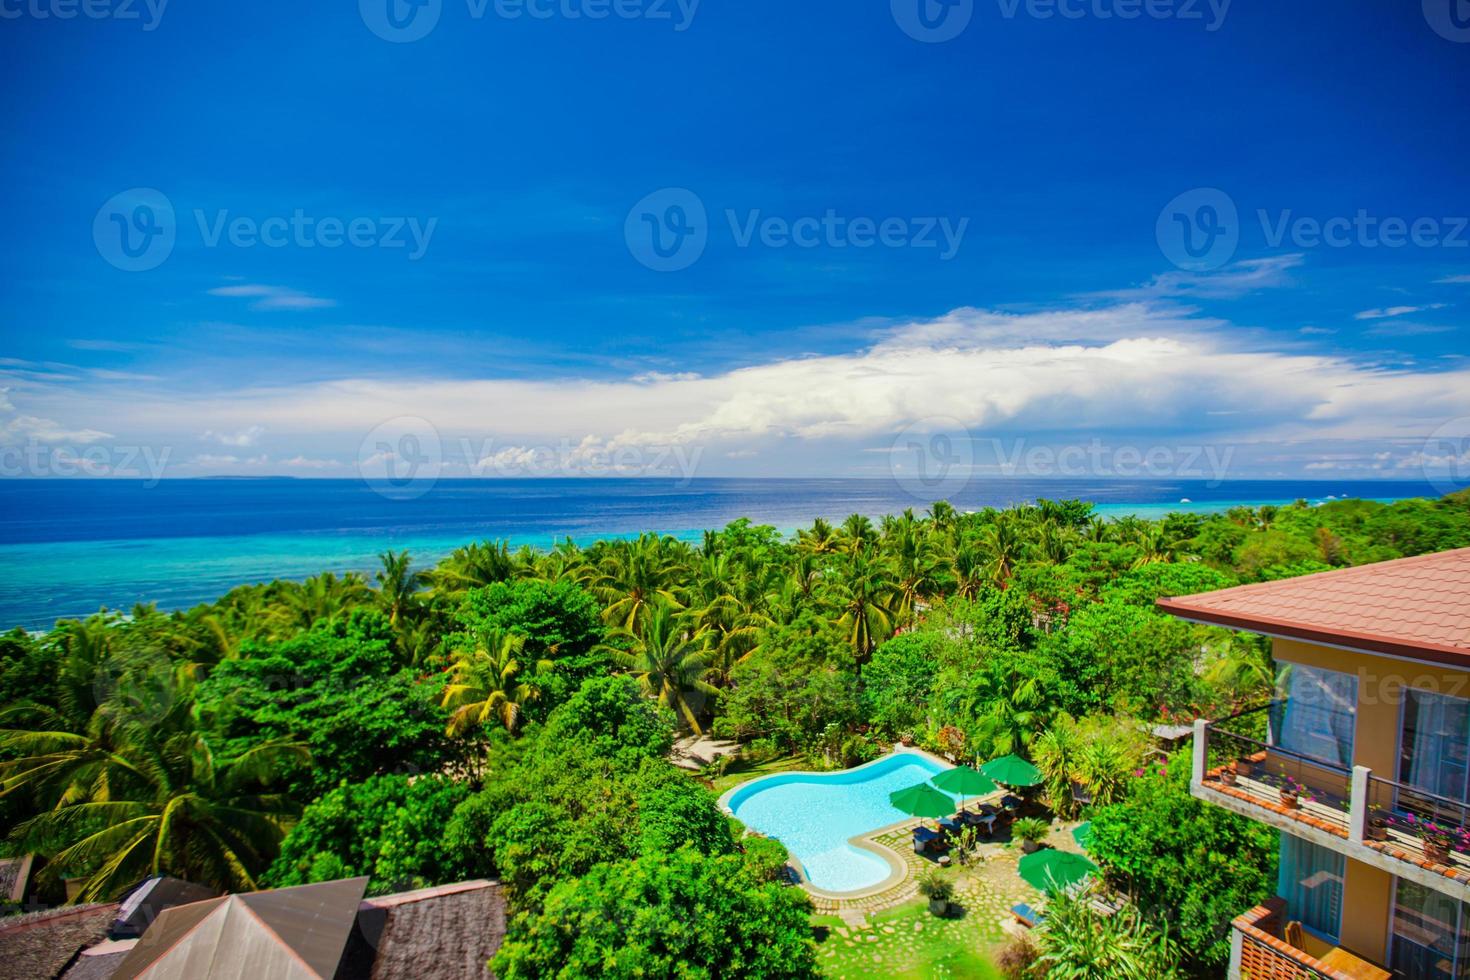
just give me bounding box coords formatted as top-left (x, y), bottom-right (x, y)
top-left (725, 752), bottom-right (961, 893)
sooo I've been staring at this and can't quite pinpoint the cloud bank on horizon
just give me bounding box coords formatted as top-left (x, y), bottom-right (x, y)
top-left (3, 260), bottom-right (1468, 485)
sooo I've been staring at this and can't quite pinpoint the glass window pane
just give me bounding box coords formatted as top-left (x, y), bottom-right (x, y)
top-left (1277, 834), bottom-right (1344, 942)
top-left (1392, 877), bottom-right (1469, 979)
top-left (1270, 663), bottom-right (1357, 769)
top-left (1400, 689), bottom-right (1470, 805)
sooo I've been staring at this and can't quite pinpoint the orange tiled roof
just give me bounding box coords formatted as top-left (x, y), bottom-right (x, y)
top-left (1157, 548), bottom-right (1470, 667)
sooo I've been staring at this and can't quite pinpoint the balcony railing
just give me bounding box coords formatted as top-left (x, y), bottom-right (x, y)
top-left (1230, 900), bottom-right (1372, 980)
top-left (1192, 712), bottom-right (1470, 884)
top-left (1364, 772), bottom-right (1470, 873)
top-left (1196, 705), bottom-right (1353, 835)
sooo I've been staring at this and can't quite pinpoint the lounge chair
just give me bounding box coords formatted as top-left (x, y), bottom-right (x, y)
top-left (912, 826), bottom-right (947, 854)
top-left (1010, 903), bottom-right (1042, 928)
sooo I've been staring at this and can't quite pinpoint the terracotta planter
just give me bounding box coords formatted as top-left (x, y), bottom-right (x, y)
top-left (1424, 841), bottom-right (1452, 865)
top-left (1279, 791), bottom-right (1300, 809)
top-left (1367, 823), bottom-right (1389, 842)
top-left (1219, 769), bottom-right (1238, 787)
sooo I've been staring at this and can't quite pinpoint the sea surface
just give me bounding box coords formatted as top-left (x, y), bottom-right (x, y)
top-left (0, 477), bottom-right (1440, 630)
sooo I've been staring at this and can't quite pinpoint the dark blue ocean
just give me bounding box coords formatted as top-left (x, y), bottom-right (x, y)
top-left (0, 477), bottom-right (1440, 630)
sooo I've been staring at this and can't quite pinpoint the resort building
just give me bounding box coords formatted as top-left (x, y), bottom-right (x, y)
top-left (1160, 547), bottom-right (1470, 980)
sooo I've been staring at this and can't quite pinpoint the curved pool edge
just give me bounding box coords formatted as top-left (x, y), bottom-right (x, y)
top-left (718, 746), bottom-right (955, 900)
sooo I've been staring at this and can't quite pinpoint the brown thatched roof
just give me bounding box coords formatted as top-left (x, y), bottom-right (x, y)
top-left (337, 880), bottom-right (506, 980)
top-left (0, 902), bottom-right (118, 980)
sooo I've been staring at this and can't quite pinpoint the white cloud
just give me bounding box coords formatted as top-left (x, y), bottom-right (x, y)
top-left (1354, 304), bottom-right (1446, 320)
top-left (1095, 255), bottom-right (1304, 301)
top-left (202, 425), bottom-right (265, 447)
top-left (208, 284), bottom-right (335, 311)
top-left (1435, 275), bottom-right (1470, 284)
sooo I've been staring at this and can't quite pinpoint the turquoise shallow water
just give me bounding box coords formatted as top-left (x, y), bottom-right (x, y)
top-left (726, 752), bottom-right (960, 892)
top-left (0, 477), bottom-right (1434, 629)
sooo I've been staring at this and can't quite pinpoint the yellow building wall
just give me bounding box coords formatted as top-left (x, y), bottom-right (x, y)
top-left (1272, 637), bottom-right (1470, 776)
top-left (1270, 639), bottom-right (1470, 963)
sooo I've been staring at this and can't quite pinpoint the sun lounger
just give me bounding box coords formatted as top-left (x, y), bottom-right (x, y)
top-left (912, 826), bottom-right (947, 854)
top-left (1010, 903), bottom-right (1042, 928)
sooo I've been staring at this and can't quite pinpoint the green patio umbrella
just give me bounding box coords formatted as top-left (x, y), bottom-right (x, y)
top-left (889, 782), bottom-right (957, 820)
top-left (981, 753), bottom-right (1043, 788)
top-left (931, 766), bottom-right (997, 810)
top-left (1071, 821), bottom-right (1093, 851)
top-left (1018, 849), bottom-right (1098, 893)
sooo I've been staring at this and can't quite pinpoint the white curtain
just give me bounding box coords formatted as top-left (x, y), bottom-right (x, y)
top-left (1392, 878), bottom-right (1470, 979)
top-left (1401, 689), bottom-right (1470, 804)
top-left (1271, 664), bottom-right (1357, 769)
top-left (1278, 833), bottom-right (1344, 942)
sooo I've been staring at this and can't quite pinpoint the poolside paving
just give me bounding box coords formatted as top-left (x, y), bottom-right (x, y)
top-left (810, 818), bottom-right (1091, 978)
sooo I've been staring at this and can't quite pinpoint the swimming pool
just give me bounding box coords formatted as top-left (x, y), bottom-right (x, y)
top-left (723, 751), bottom-right (961, 893)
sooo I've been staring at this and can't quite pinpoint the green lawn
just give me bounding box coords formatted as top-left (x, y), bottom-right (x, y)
top-left (709, 753), bottom-right (811, 795)
top-left (812, 898), bottom-right (1004, 980)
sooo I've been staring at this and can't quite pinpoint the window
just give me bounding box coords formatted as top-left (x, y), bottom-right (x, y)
top-left (1277, 834), bottom-right (1344, 942)
top-left (1391, 878), bottom-right (1470, 979)
top-left (1399, 689), bottom-right (1470, 805)
top-left (1269, 663), bottom-right (1357, 769)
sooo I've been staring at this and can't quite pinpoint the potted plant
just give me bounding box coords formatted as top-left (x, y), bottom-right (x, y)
top-left (899, 731), bottom-right (915, 747)
top-left (1422, 822), bottom-right (1454, 865)
top-left (1013, 817), bottom-right (1050, 854)
top-left (1366, 805), bottom-right (1389, 842)
top-left (1219, 761), bottom-right (1238, 787)
top-left (917, 869), bottom-right (955, 917)
top-left (1276, 774), bottom-right (1307, 809)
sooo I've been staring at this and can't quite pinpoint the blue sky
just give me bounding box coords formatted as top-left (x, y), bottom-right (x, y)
top-left (1, 0), bottom-right (1468, 485)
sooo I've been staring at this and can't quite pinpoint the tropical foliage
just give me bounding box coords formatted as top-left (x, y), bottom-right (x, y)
top-left (0, 491), bottom-right (1465, 975)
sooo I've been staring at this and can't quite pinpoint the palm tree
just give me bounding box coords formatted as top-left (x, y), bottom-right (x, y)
top-left (441, 628), bottom-right (539, 734)
top-left (950, 543), bottom-right (986, 600)
top-left (976, 517), bottom-right (1024, 589)
top-left (839, 514), bottom-right (878, 555)
top-left (1075, 739), bottom-right (1132, 808)
top-left (795, 518), bottom-right (840, 557)
top-left (581, 534), bottom-right (685, 631)
top-left (432, 540), bottom-right (517, 596)
top-left (1032, 720), bottom-right (1084, 819)
top-left (610, 603), bottom-right (718, 733)
top-left (1037, 883), bottom-right (1183, 979)
top-left (0, 705), bottom-right (306, 900)
top-left (890, 527), bottom-right (941, 624)
top-left (829, 552), bottom-right (898, 662)
top-left (1130, 526), bottom-right (1180, 568)
top-left (271, 572), bottom-right (372, 634)
top-left (376, 550), bottom-right (425, 628)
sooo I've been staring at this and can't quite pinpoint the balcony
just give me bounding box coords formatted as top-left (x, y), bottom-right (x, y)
top-left (1230, 900), bottom-right (1384, 980)
top-left (1192, 710), bottom-right (1470, 902)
